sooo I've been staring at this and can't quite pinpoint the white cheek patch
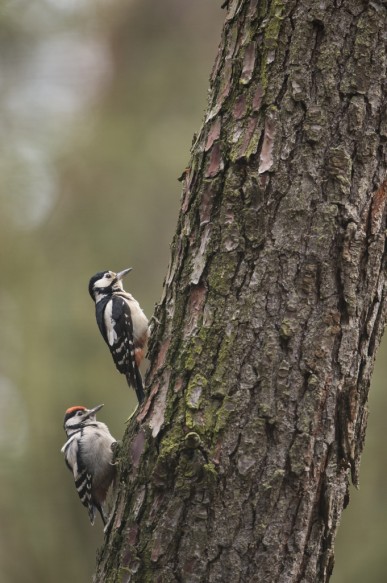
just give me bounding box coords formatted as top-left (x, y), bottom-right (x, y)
top-left (95, 274), bottom-right (114, 289)
top-left (104, 300), bottom-right (117, 346)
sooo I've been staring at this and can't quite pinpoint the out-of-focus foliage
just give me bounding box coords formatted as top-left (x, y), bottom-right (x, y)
top-left (0, 1), bottom-right (223, 581)
top-left (0, 1), bottom-right (385, 581)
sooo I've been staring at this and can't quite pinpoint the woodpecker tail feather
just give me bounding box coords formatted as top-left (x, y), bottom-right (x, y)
top-left (135, 368), bottom-right (145, 403)
top-left (96, 503), bottom-right (107, 526)
top-left (88, 504), bottom-right (96, 526)
top-left (126, 369), bottom-right (145, 403)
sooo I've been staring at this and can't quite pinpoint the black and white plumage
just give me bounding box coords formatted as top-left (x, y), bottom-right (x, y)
top-left (88, 268), bottom-right (149, 403)
top-left (61, 404), bottom-right (116, 526)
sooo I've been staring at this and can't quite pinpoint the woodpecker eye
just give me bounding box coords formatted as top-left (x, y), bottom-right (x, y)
top-left (76, 411), bottom-right (83, 416)
top-left (105, 274), bottom-right (112, 279)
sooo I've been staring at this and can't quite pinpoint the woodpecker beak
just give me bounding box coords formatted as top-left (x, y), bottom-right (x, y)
top-left (84, 403), bottom-right (104, 419)
top-left (116, 268), bottom-right (132, 280)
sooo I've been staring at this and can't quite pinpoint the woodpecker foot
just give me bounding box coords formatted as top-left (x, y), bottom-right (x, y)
top-left (148, 315), bottom-right (161, 334)
top-left (110, 440), bottom-right (122, 465)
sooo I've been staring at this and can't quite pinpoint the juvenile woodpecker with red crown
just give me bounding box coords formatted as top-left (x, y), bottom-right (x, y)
top-left (61, 404), bottom-right (116, 526)
top-left (88, 268), bottom-right (149, 403)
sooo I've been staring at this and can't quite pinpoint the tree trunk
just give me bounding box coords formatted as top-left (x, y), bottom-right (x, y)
top-left (94, 1), bottom-right (387, 581)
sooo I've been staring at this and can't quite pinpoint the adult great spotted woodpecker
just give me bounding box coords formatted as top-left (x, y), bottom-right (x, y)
top-left (61, 404), bottom-right (116, 526)
top-left (88, 268), bottom-right (149, 403)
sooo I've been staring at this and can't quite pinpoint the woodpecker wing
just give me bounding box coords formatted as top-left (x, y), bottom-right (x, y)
top-left (62, 433), bottom-right (80, 471)
top-left (95, 295), bottom-right (145, 402)
top-left (95, 296), bottom-right (110, 344)
top-left (75, 446), bottom-right (96, 525)
top-left (106, 296), bottom-right (138, 388)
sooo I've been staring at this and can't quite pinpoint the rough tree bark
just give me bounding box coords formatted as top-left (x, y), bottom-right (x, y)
top-left (95, 1), bottom-right (387, 581)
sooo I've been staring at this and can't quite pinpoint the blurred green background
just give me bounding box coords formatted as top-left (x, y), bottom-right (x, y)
top-left (0, 1), bottom-right (385, 581)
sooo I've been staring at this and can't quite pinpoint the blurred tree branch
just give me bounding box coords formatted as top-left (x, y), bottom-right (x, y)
top-left (94, 1), bottom-right (387, 581)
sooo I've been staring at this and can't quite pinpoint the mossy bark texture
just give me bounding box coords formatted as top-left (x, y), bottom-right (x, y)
top-left (95, 1), bottom-right (387, 582)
